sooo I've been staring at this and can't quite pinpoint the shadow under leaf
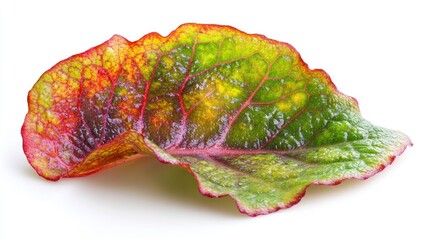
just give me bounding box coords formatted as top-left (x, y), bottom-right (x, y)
top-left (67, 157), bottom-right (244, 217)
top-left (20, 155), bottom-right (377, 217)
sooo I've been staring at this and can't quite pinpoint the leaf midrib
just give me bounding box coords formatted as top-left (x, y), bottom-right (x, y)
top-left (165, 138), bottom-right (368, 157)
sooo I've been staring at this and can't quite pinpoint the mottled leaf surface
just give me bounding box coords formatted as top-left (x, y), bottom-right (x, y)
top-left (22, 24), bottom-right (411, 216)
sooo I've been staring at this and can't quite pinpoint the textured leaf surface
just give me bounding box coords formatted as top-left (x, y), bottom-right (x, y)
top-left (22, 23), bottom-right (411, 216)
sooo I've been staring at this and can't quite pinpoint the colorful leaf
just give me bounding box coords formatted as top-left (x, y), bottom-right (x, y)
top-left (22, 23), bottom-right (411, 216)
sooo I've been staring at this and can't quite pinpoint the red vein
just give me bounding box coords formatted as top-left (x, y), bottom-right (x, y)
top-left (186, 90), bottom-right (215, 115)
top-left (137, 52), bottom-right (162, 134)
top-left (167, 135), bottom-right (374, 157)
top-left (77, 68), bottom-right (98, 148)
top-left (261, 99), bottom-right (310, 148)
top-left (172, 38), bottom-right (199, 147)
top-left (168, 148), bottom-right (295, 156)
top-left (299, 104), bottom-right (346, 148)
top-left (99, 67), bottom-right (120, 145)
top-left (213, 55), bottom-right (284, 147)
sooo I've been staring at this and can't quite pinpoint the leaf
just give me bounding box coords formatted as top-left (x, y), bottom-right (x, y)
top-left (22, 23), bottom-right (411, 216)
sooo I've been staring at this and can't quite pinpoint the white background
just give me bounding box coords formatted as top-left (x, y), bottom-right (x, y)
top-left (1, 0), bottom-right (428, 239)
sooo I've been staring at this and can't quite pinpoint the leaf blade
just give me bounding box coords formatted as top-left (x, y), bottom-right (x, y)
top-left (22, 23), bottom-right (411, 215)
